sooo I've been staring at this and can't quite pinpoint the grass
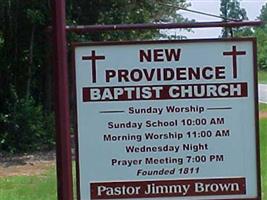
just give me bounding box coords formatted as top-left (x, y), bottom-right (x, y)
top-left (0, 167), bottom-right (57, 200)
top-left (260, 103), bottom-right (267, 112)
top-left (0, 163), bottom-right (77, 200)
top-left (258, 70), bottom-right (267, 84)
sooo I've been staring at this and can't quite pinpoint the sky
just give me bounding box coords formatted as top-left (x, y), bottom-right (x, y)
top-left (173, 0), bottom-right (267, 38)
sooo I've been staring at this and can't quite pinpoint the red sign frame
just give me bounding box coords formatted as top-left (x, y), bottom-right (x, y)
top-left (72, 38), bottom-right (261, 200)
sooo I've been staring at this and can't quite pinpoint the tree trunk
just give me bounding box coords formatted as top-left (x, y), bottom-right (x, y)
top-left (43, 32), bottom-right (53, 112)
top-left (26, 25), bottom-right (35, 100)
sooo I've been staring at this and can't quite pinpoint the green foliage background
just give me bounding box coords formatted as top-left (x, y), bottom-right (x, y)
top-left (0, 0), bottom-right (190, 153)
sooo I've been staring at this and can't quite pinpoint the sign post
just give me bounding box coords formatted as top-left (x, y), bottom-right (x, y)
top-left (51, 0), bottom-right (73, 199)
top-left (74, 38), bottom-right (260, 200)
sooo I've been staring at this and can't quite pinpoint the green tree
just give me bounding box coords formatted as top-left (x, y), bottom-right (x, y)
top-left (259, 4), bottom-right (267, 21)
top-left (0, 0), bottom-right (54, 152)
top-left (255, 3), bottom-right (267, 69)
top-left (220, 0), bottom-right (248, 37)
top-left (222, 2), bottom-right (267, 69)
top-left (68, 0), bottom-right (190, 41)
top-left (0, 0), bottom-right (191, 153)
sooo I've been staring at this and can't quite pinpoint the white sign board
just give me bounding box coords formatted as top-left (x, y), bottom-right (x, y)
top-left (74, 39), bottom-right (260, 200)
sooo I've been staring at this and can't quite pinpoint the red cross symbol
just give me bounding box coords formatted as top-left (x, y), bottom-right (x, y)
top-left (223, 46), bottom-right (246, 79)
top-left (82, 50), bottom-right (105, 83)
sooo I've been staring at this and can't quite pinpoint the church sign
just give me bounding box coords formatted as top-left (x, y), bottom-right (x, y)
top-left (73, 38), bottom-right (260, 200)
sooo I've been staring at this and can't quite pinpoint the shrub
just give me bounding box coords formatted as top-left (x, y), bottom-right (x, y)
top-left (0, 97), bottom-right (55, 153)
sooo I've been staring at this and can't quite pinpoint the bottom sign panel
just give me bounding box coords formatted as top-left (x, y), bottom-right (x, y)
top-left (91, 178), bottom-right (246, 199)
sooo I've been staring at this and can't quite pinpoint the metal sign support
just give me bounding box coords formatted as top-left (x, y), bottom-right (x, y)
top-left (66, 20), bottom-right (263, 33)
top-left (51, 0), bottom-right (73, 199)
